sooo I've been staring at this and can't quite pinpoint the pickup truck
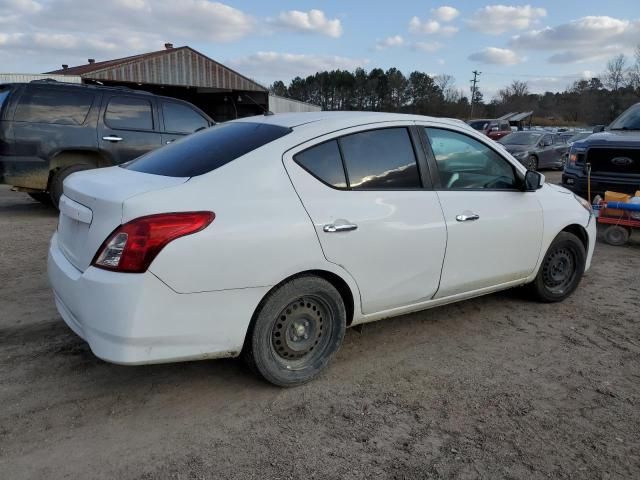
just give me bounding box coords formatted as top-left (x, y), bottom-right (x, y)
top-left (562, 103), bottom-right (640, 200)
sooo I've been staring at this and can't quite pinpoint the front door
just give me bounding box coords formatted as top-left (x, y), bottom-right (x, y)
top-left (284, 124), bottom-right (447, 315)
top-left (422, 126), bottom-right (543, 298)
top-left (98, 95), bottom-right (162, 165)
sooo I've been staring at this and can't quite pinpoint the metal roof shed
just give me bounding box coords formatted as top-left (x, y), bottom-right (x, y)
top-left (46, 45), bottom-right (269, 121)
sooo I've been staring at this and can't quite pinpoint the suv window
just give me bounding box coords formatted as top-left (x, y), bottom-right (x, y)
top-left (0, 87), bottom-right (10, 112)
top-left (105, 96), bottom-right (153, 130)
top-left (125, 122), bottom-right (291, 177)
top-left (162, 101), bottom-right (209, 134)
top-left (294, 140), bottom-right (347, 188)
top-left (542, 134), bottom-right (552, 146)
top-left (14, 87), bottom-right (94, 125)
top-left (339, 128), bottom-right (421, 189)
top-left (426, 128), bottom-right (518, 190)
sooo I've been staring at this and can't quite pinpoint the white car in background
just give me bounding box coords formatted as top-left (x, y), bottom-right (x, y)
top-left (48, 112), bottom-right (596, 386)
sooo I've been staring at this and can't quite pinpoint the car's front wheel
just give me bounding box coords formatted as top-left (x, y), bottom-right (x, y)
top-left (243, 276), bottom-right (346, 387)
top-left (527, 231), bottom-right (586, 302)
top-left (527, 155), bottom-right (538, 171)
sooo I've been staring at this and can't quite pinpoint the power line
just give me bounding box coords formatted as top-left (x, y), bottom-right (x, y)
top-left (470, 70), bottom-right (481, 118)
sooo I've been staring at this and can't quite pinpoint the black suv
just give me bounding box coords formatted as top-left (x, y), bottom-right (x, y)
top-left (0, 80), bottom-right (213, 206)
top-left (562, 102), bottom-right (640, 200)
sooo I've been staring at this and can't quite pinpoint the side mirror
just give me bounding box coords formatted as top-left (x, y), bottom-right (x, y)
top-left (592, 125), bottom-right (605, 133)
top-left (523, 170), bottom-right (544, 191)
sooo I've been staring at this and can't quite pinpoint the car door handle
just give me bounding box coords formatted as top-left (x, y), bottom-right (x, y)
top-left (102, 135), bottom-right (123, 142)
top-left (456, 212), bottom-right (480, 222)
top-left (323, 223), bottom-right (358, 233)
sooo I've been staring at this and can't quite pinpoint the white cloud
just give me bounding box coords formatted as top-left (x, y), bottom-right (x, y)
top-left (376, 35), bottom-right (404, 50)
top-left (228, 52), bottom-right (368, 83)
top-left (0, 0), bottom-right (257, 71)
top-left (409, 16), bottom-right (458, 36)
top-left (412, 41), bottom-right (444, 53)
top-left (272, 9), bottom-right (342, 38)
top-left (510, 16), bottom-right (640, 63)
top-left (431, 6), bottom-right (459, 22)
top-left (468, 47), bottom-right (524, 65)
top-left (468, 5), bottom-right (547, 34)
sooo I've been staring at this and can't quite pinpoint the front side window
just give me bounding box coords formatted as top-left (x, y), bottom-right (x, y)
top-left (14, 87), bottom-right (94, 125)
top-left (426, 128), bottom-right (518, 190)
top-left (162, 102), bottom-right (209, 134)
top-left (105, 96), bottom-right (153, 130)
top-left (339, 128), bottom-right (421, 189)
top-left (294, 140), bottom-right (347, 188)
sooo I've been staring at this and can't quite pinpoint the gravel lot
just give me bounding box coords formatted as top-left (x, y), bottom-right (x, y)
top-left (1, 172), bottom-right (639, 479)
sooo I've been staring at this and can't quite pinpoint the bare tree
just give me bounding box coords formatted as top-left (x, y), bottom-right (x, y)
top-left (604, 54), bottom-right (627, 91)
top-left (497, 80), bottom-right (530, 103)
top-left (434, 74), bottom-right (458, 103)
top-left (627, 46), bottom-right (640, 91)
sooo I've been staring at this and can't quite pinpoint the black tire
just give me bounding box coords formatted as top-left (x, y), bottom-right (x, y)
top-left (243, 276), bottom-right (346, 387)
top-left (527, 232), bottom-right (586, 303)
top-left (27, 192), bottom-right (53, 205)
top-left (527, 155), bottom-right (538, 171)
top-left (603, 225), bottom-right (630, 246)
top-left (49, 164), bottom-right (92, 208)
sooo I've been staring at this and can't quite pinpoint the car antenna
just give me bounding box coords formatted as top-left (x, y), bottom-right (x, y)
top-left (239, 93), bottom-right (274, 116)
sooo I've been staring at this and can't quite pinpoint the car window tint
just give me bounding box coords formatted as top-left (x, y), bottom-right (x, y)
top-left (426, 128), bottom-right (517, 190)
top-left (0, 88), bottom-right (11, 112)
top-left (105, 96), bottom-right (153, 130)
top-left (294, 140), bottom-right (347, 188)
top-left (162, 102), bottom-right (208, 134)
top-left (14, 87), bottom-right (94, 125)
top-left (125, 122), bottom-right (291, 177)
top-left (339, 128), bottom-right (420, 190)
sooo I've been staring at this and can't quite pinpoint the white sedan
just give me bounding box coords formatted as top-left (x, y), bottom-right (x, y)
top-left (48, 112), bottom-right (596, 386)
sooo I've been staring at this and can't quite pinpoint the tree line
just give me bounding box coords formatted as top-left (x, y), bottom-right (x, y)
top-left (269, 47), bottom-right (640, 126)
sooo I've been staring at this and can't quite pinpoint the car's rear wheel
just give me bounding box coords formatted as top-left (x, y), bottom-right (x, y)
top-left (27, 192), bottom-right (52, 205)
top-left (243, 276), bottom-right (346, 387)
top-left (603, 225), bottom-right (630, 246)
top-left (527, 155), bottom-right (538, 171)
top-left (50, 164), bottom-right (92, 208)
top-left (527, 232), bottom-right (586, 302)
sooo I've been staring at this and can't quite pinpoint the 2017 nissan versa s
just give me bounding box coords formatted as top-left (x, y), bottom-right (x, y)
top-left (48, 112), bottom-right (596, 386)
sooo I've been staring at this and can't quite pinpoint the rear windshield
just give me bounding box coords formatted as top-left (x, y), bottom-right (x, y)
top-left (124, 121), bottom-right (291, 177)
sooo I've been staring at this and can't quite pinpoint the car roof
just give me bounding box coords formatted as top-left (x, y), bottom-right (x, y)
top-left (233, 111), bottom-right (468, 131)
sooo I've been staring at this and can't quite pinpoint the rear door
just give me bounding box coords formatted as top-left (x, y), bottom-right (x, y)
top-left (160, 100), bottom-right (210, 145)
top-left (98, 94), bottom-right (162, 165)
top-left (284, 123), bottom-right (447, 315)
top-left (421, 125), bottom-right (543, 298)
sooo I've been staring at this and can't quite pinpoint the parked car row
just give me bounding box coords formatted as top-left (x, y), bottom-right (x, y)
top-left (0, 80), bottom-right (213, 206)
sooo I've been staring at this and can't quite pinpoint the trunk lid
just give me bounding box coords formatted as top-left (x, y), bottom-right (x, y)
top-left (57, 166), bottom-right (188, 272)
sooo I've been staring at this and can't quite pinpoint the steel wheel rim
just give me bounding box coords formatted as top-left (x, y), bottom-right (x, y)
top-left (542, 246), bottom-right (577, 294)
top-left (270, 295), bottom-right (333, 370)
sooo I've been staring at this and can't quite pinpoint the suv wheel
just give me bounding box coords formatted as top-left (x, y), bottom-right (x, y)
top-left (49, 164), bottom-right (92, 208)
top-left (527, 155), bottom-right (538, 171)
top-left (243, 276), bottom-right (346, 387)
top-left (526, 232), bottom-right (586, 302)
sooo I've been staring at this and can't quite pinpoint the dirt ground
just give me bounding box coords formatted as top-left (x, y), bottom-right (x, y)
top-left (1, 172), bottom-right (639, 479)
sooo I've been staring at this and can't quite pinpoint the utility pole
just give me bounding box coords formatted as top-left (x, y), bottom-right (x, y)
top-left (469, 70), bottom-right (481, 118)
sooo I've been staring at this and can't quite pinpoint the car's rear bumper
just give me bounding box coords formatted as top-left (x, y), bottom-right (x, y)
top-left (47, 233), bottom-right (269, 365)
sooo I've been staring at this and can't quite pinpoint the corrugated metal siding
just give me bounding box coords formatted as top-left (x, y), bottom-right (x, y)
top-left (84, 48), bottom-right (265, 92)
top-left (0, 73), bottom-right (82, 84)
top-left (269, 95), bottom-right (321, 113)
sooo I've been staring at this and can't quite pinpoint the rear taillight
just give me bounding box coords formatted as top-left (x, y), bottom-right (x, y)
top-left (92, 211), bottom-right (215, 273)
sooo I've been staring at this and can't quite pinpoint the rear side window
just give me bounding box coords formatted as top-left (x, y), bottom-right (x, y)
top-left (105, 96), bottom-right (153, 130)
top-left (0, 88), bottom-right (11, 112)
top-left (14, 87), bottom-right (94, 125)
top-left (125, 122), bottom-right (291, 177)
top-left (339, 128), bottom-right (421, 189)
top-left (162, 102), bottom-right (209, 134)
top-left (294, 140), bottom-right (347, 188)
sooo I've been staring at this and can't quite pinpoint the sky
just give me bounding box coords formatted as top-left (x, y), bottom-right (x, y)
top-left (1, 0), bottom-right (639, 99)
